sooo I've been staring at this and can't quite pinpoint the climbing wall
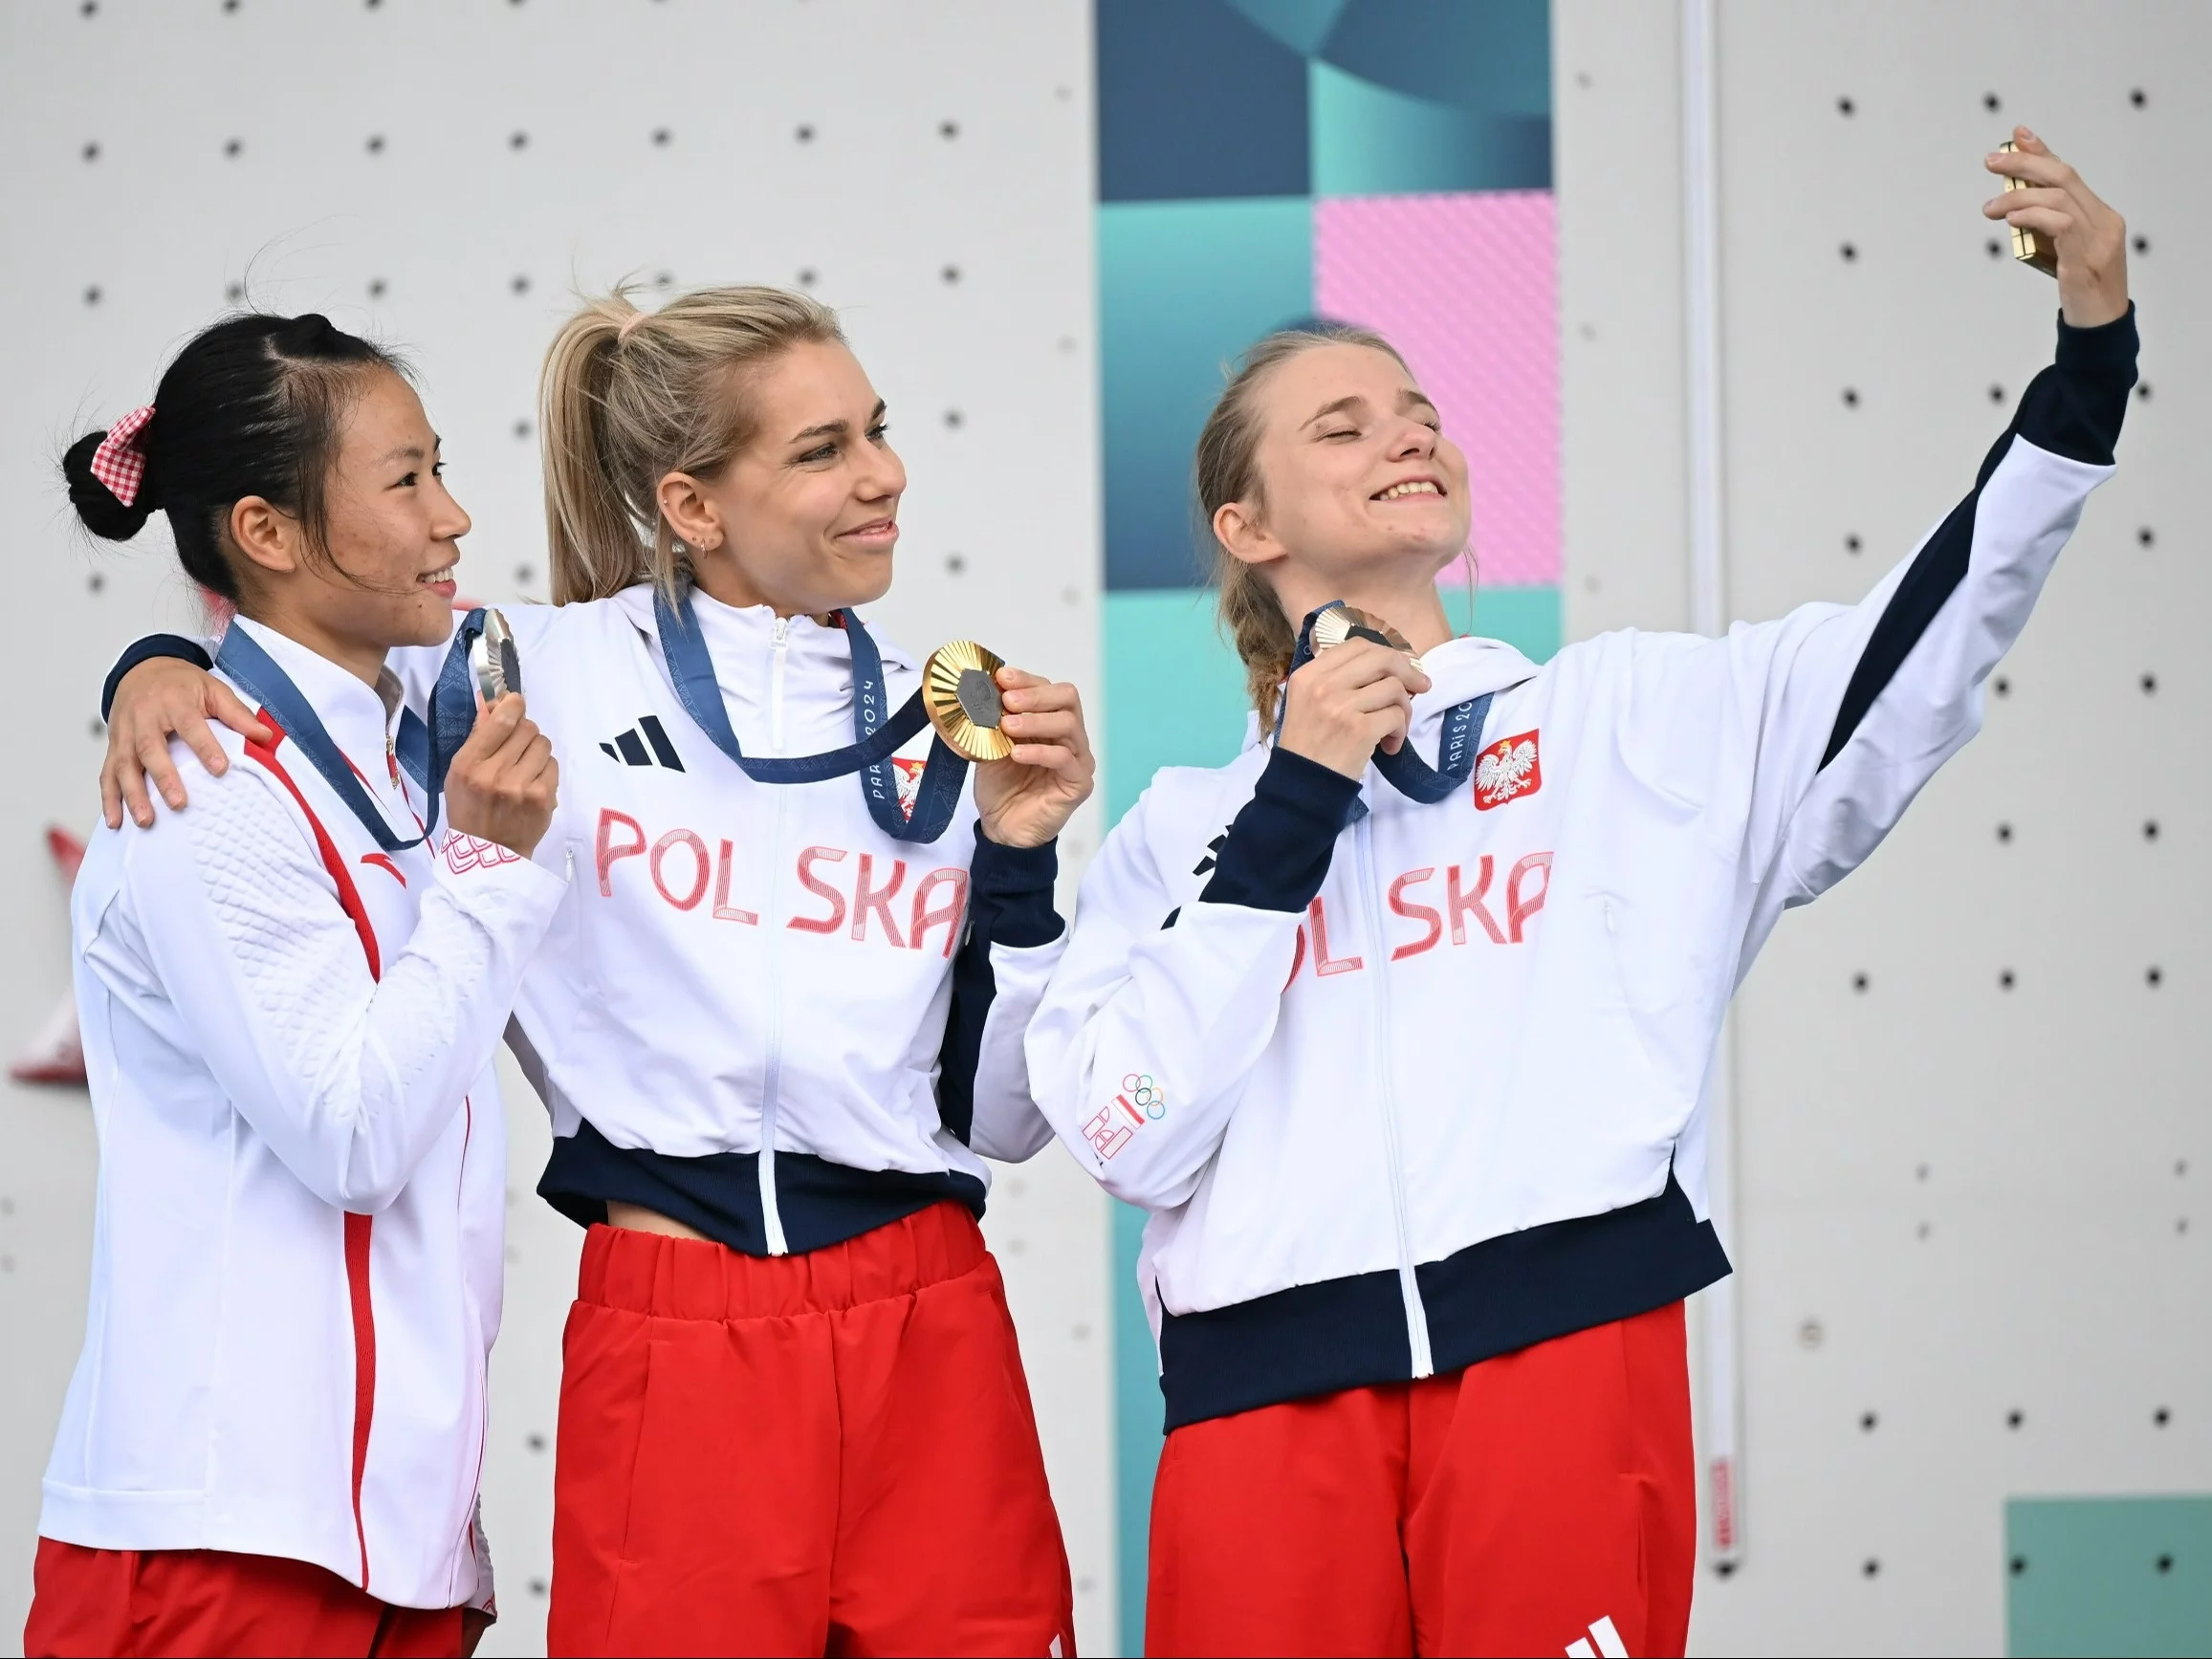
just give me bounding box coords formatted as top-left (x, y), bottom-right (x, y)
top-left (9, 3), bottom-right (2203, 1653)
top-left (0, 3), bottom-right (1110, 1654)
top-left (1559, 1), bottom-right (2210, 1652)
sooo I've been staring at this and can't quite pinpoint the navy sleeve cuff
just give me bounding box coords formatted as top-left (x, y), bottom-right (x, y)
top-left (2016, 302), bottom-right (2137, 468)
top-left (101, 633), bottom-right (211, 722)
top-left (1201, 747), bottom-right (1361, 913)
top-left (2055, 301), bottom-right (2139, 378)
top-left (968, 824), bottom-right (1063, 949)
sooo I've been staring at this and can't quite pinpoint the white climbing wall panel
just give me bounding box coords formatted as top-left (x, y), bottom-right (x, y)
top-left (1559, 1), bottom-right (2208, 1652)
top-left (0, 3), bottom-right (1110, 1654)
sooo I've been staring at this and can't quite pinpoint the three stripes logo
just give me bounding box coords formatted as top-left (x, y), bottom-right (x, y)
top-left (1192, 831), bottom-right (1229, 876)
top-left (601, 715), bottom-right (685, 772)
top-left (1160, 828), bottom-right (1232, 933)
top-left (1564, 1614), bottom-right (1628, 1658)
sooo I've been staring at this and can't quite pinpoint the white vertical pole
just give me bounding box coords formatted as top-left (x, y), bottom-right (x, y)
top-left (1680, 0), bottom-right (1744, 1574)
top-left (1682, 0), bottom-right (1727, 641)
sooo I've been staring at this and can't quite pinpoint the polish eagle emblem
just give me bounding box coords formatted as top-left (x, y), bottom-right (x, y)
top-left (891, 754), bottom-right (927, 820)
top-left (1473, 731), bottom-right (1542, 811)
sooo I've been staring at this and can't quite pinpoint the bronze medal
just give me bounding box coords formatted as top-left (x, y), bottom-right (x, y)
top-left (1310, 604), bottom-right (1423, 672)
top-left (922, 640), bottom-right (1015, 762)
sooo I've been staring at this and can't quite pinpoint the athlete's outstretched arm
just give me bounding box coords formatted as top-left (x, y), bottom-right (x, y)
top-left (1610, 130), bottom-right (2133, 967)
top-left (97, 603), bottom-right (570, 827)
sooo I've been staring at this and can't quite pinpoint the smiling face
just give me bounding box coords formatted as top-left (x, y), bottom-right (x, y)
top-left (229, 366), bottom-right (472, 677)
top-left (1221, 341), bottom-right (1471, 593)
top-left (667, 338), bottom-right (907, 616)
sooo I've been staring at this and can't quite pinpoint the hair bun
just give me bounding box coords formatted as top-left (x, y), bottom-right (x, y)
top-left (62, 428), bottom-right (156, 540)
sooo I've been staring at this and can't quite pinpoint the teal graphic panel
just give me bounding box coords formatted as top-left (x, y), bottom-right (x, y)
top-left (1309, 59), bottom-right (1550, 197)
top-left (2008, 1495), bottom-right (2212, 1657)
top-left (1099, 201), bottom-right (1314, 593)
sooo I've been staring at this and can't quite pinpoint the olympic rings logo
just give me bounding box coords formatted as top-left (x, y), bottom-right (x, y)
top-left (1122, 1073), bottom-right (1167, 1120)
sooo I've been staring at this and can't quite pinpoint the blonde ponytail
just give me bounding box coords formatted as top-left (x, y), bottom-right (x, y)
top-left (537, 283), bottom-right (843, 604)
top-left (1194, 323), bottom-right (1410, 717)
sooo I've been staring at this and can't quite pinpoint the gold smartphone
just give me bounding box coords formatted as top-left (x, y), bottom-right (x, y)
top-left (1999, 141), bottom-right (2058, 276)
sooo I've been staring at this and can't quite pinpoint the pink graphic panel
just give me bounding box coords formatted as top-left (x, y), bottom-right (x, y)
top-left (1315, 192), bottom-right (1558, 587)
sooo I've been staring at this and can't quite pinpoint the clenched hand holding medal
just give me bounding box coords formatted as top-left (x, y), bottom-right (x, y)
top-left (1276, 600), bottom-right (1493, 801)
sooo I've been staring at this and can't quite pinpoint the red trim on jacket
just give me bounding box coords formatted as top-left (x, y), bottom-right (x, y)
top-left (247, 718), bottom-right (383, 1592)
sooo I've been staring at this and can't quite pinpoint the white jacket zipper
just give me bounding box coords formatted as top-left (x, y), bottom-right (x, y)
top-left (756, 617), bottom-right (793, 1254)
top-left (1354, 806), bottom-right (1435, 1377)
top-left (769, 616), bottom-right (790, 751)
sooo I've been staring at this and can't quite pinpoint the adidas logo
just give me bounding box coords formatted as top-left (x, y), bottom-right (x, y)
top-left (1565, 1614), bottom-right (1628, 1657)
top-left (601, 715), bottom-right (685, 772)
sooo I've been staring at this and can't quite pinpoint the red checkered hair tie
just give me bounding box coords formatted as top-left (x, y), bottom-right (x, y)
top-left (90, 405), bottom-right (156, 507)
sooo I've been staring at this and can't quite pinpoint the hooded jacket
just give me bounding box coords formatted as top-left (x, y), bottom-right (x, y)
top-left (1026, 309), bottom-right (2137, 1430)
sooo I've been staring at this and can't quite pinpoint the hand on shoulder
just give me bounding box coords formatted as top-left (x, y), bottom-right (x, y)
top-left (102, 657), bottom-right (270, 830)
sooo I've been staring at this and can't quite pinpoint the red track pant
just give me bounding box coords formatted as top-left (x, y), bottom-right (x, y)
top-left (23, 1539), bottom-right (483, 1658)
top-left (550, 1201), bottom-right (1075, 1657)
top-left (1146, 1301), bottom-right (1694, 1658)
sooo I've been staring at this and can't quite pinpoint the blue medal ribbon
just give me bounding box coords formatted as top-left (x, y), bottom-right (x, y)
top-left (652, 583), bottom-right (969, 844)
top-left (392, 608), bottom-right (489, 839)
top-left (1278, 600), bottom-right (1493, 805)
top-left (215, 622), bottom-right (430, 854)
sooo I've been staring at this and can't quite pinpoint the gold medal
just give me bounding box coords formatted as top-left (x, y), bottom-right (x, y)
top-left (1310, 604), bottom-right (1423, 672)
top-left (922, 640), bottom-right (1015, 762)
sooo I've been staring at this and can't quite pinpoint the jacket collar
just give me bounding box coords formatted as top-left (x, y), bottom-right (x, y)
top-left (1415, 634), bottom-right (1541, 708)
top-left (227, 616), bottom-right (403, 765)
top-left (607, 582), bottom-right (920, 676)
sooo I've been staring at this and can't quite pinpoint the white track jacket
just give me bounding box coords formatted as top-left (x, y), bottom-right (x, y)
top-left (1029, 310), bottom-right (2137, 1430)
top-left (48, 620), bottom-right (566, 1606)
top-left (392, 588), bottom-right (1063, 1255)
